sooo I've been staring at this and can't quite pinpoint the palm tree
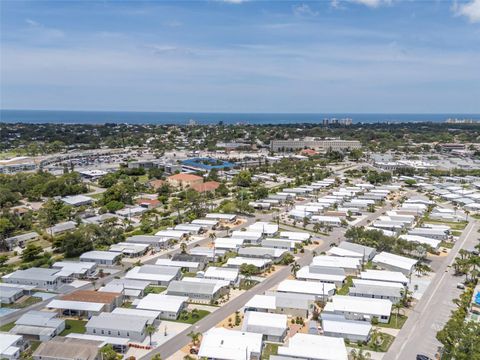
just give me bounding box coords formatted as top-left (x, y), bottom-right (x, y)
top-left (187, 331), bottom-right (201, 346)
top-left (370, 329), bottom-right (383, 352)
top-left (152, 354), bottom-right (162, 360)
top-left (290, 261), bottom-right (300, 278)
top-left (146, 324), bottom-right (156, 346)
top-left (180, 242), bottom-right (187, 254)
top-left (313, 223), bottom-right (321, 234)
top-left (392, 302), bottom-right (403, 327)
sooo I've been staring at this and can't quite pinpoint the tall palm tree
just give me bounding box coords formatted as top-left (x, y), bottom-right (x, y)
top-left (146, 324), bottom-right (156, 346)
top-left (187, 331), bottom-right (201, 346)
top-left (180, 242), bottom-right (187, 254)
top-left (392, 302), bottom-right (403, 327)
top-left (290, 261), bottom-right (301, 278)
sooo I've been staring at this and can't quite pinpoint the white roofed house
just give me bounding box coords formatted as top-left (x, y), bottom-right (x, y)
top-left (231, 231), bottom-right (263, 245)
top-left (205, 213), bottom-right (237, 222)
top-left (46, 221), bottom-right (77, 236)
top-left (349, 279), bottom-right (404, 303)
top-left (125, 235), bottom-right (172, 250)
top-left (372, 252), bottom-right (417, 275)
top-left (399, 234), bottom-right (441, 249)
top-left (202, 266), bottom-right (240, 285)
top-left (408, 227), bottom-right (449, 240)
top-left (360, 269), bottom-right (409, 286)
top-left (135, 294), bottom-right (188, 320)
top-left (320, 314), bottom-right (372, 343)
top-left (174, 223), bottom-right (204, 234)
top-left (79, 251), bottom-right (121, 266)
top-left (310, 215), bottom-right (342, 227)
top-left (323, 295), bottom-right (392, 323)
top-left (261, 238), bottom-right (296, 250)
top-left (61, 195), bottom-right (94, 207)
top-left (296, 265), bottom-right (346, 287)
top-left (155, 258), bottom-right (201, 272)
top-left (198, 327), bottom-right (263, 360)
top-left (247, 222), bottom-right (279, 236)
top-left (225, 257), bottom-right (272, 271)
top-left (99, 279), bottom-right (150, 299)
top-left (51, 261), bottom-right (97, 280)
top-left (279, 231), bottom-right (311, 242)
top-left (155, 229), bottom-right (189, 239)
top-left (237, 247), bottom-right (287, 263)
top-left (166, 278), bottom-right (229, 302)
top-left (2, 268), bottom-right (62, 290)
top-left (125, 265), bottom-right (181, 286)
top-left (277, 279), bottom-right (336, 301)
top-left (86, 313), bottom-right (150, 342)
top-left (5, 231), bottom-right (39, 251)
top-left (311, 256), bottom-right (362, 276)
top-left (11, 311), bottom-right (65, 342)
top-left (109, 242), bottom-right (150, 257)
top-left (273, 333), bottom-right (348, 360)
top-left (214, 237), bottom-right (245, 251)
top-left (0, 333), bottom-right (26, 360)
top-left (242, 311), bottom-right (288, 342)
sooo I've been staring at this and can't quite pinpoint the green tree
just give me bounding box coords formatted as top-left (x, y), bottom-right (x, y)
top-left (290, 261), bottom-right (301, 278)
top-left (146, 324), bottom-right (156, 346)
top-left (21, 243), bottom-right (43, 262)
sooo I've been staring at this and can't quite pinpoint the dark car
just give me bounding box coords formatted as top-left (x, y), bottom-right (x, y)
top-left (416, 355), bottom-right (432, 360)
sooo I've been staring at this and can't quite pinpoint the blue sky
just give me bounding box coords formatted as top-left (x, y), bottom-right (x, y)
top-left (1, 0), bottom-right (479, 113)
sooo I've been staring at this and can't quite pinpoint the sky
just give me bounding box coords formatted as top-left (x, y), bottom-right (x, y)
top-left (1, 0), bottom-right (480, 113)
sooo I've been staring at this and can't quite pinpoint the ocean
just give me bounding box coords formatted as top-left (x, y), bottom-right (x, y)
top-left (0, 109), bottom-right (479, 125)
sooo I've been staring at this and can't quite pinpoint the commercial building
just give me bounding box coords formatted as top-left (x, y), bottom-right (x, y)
top-left (167, 173), bottom-right (204, 189)
top-left (271, 138), bottom-right (361, 152)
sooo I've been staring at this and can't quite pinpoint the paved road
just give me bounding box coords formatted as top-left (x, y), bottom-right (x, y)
top-left (384, 220), bottom-right (479, 360)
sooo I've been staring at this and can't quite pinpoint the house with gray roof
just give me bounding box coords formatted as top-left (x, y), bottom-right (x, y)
top-left (166, 278), bottom-right (229, 302)
top-left (11, 311), bottom-right (65, 341)
top-left (338, 242), bottom-right (376, 261)
top-left (2, 268), bottom-right (62, 290)
top-left (86, 313), bottom-right (151, 342)
top-left (46, 221), bottom-right (77, 236)
top-left (238, 247), bottom-right (288, 262)
top-left (5, 232), bottom-right (39, 251)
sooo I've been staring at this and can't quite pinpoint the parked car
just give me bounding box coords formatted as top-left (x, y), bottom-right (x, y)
top-left (457, 283), bottom-right (465, 290)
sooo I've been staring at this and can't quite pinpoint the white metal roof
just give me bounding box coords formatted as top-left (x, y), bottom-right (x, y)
top-left (277, 333), bottom-right (348, 360)
top-left (373, 252), bottom-right (417, 272)
top-left (244, 294), bottom-right (276, 310)
top-left (327, 295), bottom-right (392, 318)
top-left (311, 255), bottom-right (361, 269)
top-left (203, 266), bottom-right (239, 282)
top-left (399, 234), bottom-right (441, 248)
top-left (136, 294), bottom-right (188, 312)
top-left (226, 257), bottom-right (272, 268)
top-left (154, 230), bottom-right (188, 238)
top-left (360, 269), bottom-right (409, 284)
top-left (322, 317), bottom-right (372, 337)
top-left (279, 231), bottom-right (311, 241)
top-left (277, 279), bottom-right (336, 296)
top-left (80, 251), bottom-right (120, 261)
top-left (327, 247), bottom-right (364, 258)
top-left (47, 299), bottom-right (104, 312)
top-left (296, 267), bottom-right (346, 283)
top-left (242, 311), bottom-right (287, 336)
top-left (198, 328), bottom-right (263, 360)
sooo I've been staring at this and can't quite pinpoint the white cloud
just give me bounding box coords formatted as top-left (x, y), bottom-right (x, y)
top-left (293, 4), bottom-right (319, 17)
top-left (453, 0), bottom-right (480, 23)
top-left (25, 18), bottom-right (40, 27)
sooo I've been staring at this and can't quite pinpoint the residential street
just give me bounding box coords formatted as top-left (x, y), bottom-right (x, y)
top-left (384, 220), bottom-right (479, 360)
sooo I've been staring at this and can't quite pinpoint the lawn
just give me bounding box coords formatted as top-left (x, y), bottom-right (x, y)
top-left (0, 322), bottom-right (16, 331)
top-left (144, 286), bottom-right (166, 295)
top-left (349, 332), bottom-right (395, 352)
top-left (377, 314), bottom-right (408, 329)
top-left (174, 309), bottom-right (210, 324)
top-left (424, 219), bottom-right (467, 230)
top-left (59, 319), bottom-right (87, 336)
top-left (261, 343), bottom-right (279, 359)
top-left (440, 241), bottom-right (454, 249)
top-left (337, 276), bottom-right (353, 295)
top-left (182, 272), bottom-right (197, 278)
top-left (2, 296), bottom-right (42, 309)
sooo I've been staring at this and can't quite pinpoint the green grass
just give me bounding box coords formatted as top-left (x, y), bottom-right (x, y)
top-left (173, 310), bottom-right (210, 324)
top-left (29, 340), bottom-right (41, 352)
top-left (144, 286), bottom-right (166, 295)
top-left (2, 296), bottom-right (42, 309)
top-left (59, 319), bottom-right (87, 336)
top-left (337, 276), bottom-right (353, 295)
top-left (451, 230), bottom-right (462, 237)
top-left (0, 321), bottom-right (16, 331)
top-left (261, 343), bottom-right (279, 359)
top-left (377, 314), bottom-right (408, 329)
top-left (349, 332), bottom-right (395, 353)
top-left (440, 241), bottom-right (454, 249)
top-left (182, 272), bottom-right (197, 278)
top-left (424, 219), bottom-right (467, 230)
